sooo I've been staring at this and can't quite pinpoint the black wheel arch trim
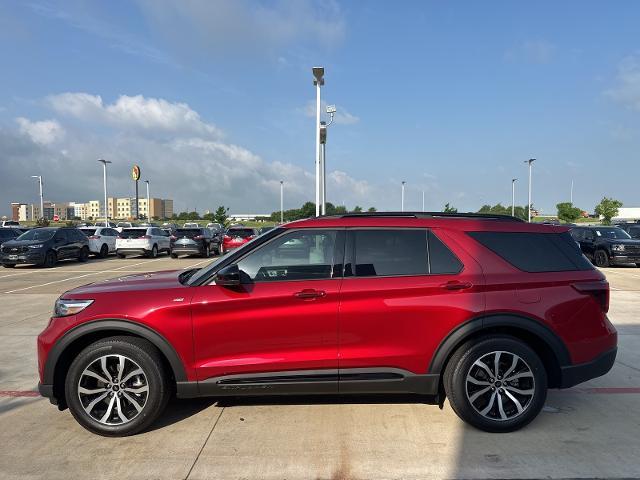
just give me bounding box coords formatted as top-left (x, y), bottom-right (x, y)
top-left (43, 319), bottom-right (188, 386)
top-left (428, 313), bottom-right (571, 374)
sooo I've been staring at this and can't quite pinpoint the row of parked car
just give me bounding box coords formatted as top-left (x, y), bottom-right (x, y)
top-left (0, 223), bottom-right (275, 268)
top-left (570, 222), bottom-right (640, 268)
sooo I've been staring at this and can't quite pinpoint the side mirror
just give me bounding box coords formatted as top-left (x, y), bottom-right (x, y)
top-left (215, 264), bottom-right (241, 287)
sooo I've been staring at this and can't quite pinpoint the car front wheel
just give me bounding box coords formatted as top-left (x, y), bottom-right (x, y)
top-left (444, 335), bottom-right (547, 433)
top-left (65, 336), bottom-right (169, 437)
top-left (594, 250), bottom-right (610, 267)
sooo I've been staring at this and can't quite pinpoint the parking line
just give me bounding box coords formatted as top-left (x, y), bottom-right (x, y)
top-left (3, 258), bottom-right (164, 294)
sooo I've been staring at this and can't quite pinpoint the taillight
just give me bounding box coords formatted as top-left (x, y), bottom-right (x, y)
top-left (170, 235), bottom-right (176, 240)
top-left (194, 235), bottom-right (204, 240)
top-left (248, 235), bottom-right (255, 240)
top-left (88, 235), bottom-right (100, 240)
top-left (572, 280), bottom-right (610, 313)
top-left (142, 235), bottom-right (152, 239)
top-left (223, 235), bottom-right (231, 241)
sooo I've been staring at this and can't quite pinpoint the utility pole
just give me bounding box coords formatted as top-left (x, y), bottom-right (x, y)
top-left (401, 181), bottom-right (406, 212)
top-left (280, 180), bottom-right (284, 223)
top-left (524, 159), bottom-right (535, 222)
top-left (98, 159), bottom-right (112, 222)
top-left (145, 180), bottom-right (150, 220)
top-left (31, 175), bottom-right (43, 220)
top-left (570, 179), bottom-right (574, 204)
top-left (511, 178), bottom-right (517, 217)
top-left (422, 190), bottom-right (425, 212)
top-left (312, 67), bottom-right (324, 217)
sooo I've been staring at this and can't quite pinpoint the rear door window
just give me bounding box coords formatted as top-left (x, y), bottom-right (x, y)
top-left (352, 230), bottom-right (429, 277)
top-left (468, 231), bottom-right (593, 272)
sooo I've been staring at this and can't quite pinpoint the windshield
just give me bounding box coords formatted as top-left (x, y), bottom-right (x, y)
top-left (226, 228), bottom-right (255, 238)
top-left (17, 229), bottom-right (55, 241)
top-left (120, 229), bottom-right (148, 239)
top-left (594, 228), bottom-right (631, 240)
top-left (79, 228), bottom-right (97, 236)
top-left (175, 229), bottom-right (202, 238)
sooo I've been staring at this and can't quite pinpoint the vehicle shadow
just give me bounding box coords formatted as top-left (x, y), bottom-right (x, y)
top-left (146, 397), bottom-right (218, 432)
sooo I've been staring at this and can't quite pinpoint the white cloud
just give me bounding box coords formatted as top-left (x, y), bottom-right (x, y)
top-left (47, 93), bottom-right (222, 137)
top-left (135, 0), bottom-right (346, 60)
top-left (505, 40), bottom-right (555, 64)
top-left (15, 117), bottom-right (65, 145)
top-left (302, 100), bottom-right (360, 125)
top-left (606, 55), bottom-right (640, 111)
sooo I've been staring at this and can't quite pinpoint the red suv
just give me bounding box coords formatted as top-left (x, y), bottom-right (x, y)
top-left (37, 213), bottom-right (617, 436)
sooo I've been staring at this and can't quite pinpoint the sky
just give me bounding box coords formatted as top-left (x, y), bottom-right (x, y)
top-left (1, 0), bottom-right (640, 217)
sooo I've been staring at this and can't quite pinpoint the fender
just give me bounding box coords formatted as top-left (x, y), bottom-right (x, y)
top-left (43, 319), bottom-right (187, 385)
top-left (428, 313), bottom-right (571, 374)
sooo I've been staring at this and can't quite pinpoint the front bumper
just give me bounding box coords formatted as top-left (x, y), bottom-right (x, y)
top-left (611, 254), bottom-right (640, 265)
top-left (559, 347), bottom-right (617, 388)
top-left (0, 251), bottom-right (46, 265)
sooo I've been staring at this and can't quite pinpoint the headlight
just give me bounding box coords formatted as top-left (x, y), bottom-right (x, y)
top-left (28, 244), bottom-right (44, 249)
top-left (54, 298), bottom-right (94, 317)
top-left (612, 244), bottom-right (625, 252)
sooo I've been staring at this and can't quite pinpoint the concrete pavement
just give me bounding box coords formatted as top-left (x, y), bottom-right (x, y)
top-left (0, 256), bottom-right (639, 479)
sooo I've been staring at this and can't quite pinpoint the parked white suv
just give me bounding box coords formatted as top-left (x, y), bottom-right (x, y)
top-left (116, 227), bottom-right (171, 258)
top-left (77, 227), bottom-right (118, 258)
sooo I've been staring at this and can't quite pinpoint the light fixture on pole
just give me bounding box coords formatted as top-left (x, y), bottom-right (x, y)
top-left (280, 180), bottom-right (284, 224)
top-left (30, 175), bottom-right (43, 220)
top-left (401, 181), bottom-right (406, 212)
top-left (144, 180), bottom-right (150, 220)
top-left (524, 158), bottom-right (535, 222)
top-left (511, 178), bottom-right (517, 217)
top-left (312, 66), bottom-right (324, 217)
top-left (98, 159), bottom-right (112, 223)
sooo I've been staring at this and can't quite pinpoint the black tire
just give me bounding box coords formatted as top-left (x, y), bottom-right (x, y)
top-left (147, 245), bottom-right (158, 258)
top-left (214, 244), bottom-right (221, 256)
top-left (78, 247), bottom-right (89, 262)
top-left (43, 250), bottom-right (57, 268)
top-left (3, 264), bottom-right (16, 268)
top-left (65, 336), bottom-right (170, 437)
top-left (594, 249), bottom-right (610, 268)
top-left (444, 335), bottom-right (547, 433)
top-left (635, 263), bottom-right (640, 268)
top-left (99, 244), bottom-right (109, 258)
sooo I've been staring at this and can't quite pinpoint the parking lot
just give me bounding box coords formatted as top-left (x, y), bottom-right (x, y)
top-left (0, 256), bottom-right (639, 479)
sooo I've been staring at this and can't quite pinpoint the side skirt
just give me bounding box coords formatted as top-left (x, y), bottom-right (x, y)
top-left (176, 368), bottom-right (440, 399)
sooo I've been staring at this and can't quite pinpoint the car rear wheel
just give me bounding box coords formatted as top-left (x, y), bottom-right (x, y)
top-left (594, 249), bottom-right (610, 267)
top-left (147, 245), bottom-right (158, 258)
top-left (444, 335), bottom-right (547, 433)
top-left (43, 250), bottom-right (57, 268)
top-left (78, 247), bottom-right (89, 262)
top-left (99, 244), bottom-right (109, 258)
top-left (65, 336), bottom-right (170, 437)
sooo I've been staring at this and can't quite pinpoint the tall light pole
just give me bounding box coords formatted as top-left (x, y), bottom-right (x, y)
top-left (511, 178), bottom-right (517, 217)
top-left (144, 180), bottom-right (150, 220)
top-left (319, 121), bottom-right (327, 215)
top-left (570, 179), bottom-right (574, 204)
top-left (401, 181), bottom-right (406, 212)
top-left (280, 180), bottom-right (284, 223)
top-left (98, 159), bottom-right (111, 222)
top-left (422, 190), bottom-right (425, 212)
top-left (312, 67), bottom-right (324, 217)
top-left (524, 158), bottom-right (535, 222)
top-left (30, 175), bottom-right (43, 220)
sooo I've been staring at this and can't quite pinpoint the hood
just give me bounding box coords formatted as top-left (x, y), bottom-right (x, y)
top-left (601, 238), bottom-right (640, 245)
top-left (65, 269), bottom-right (187, 296)
top-left (2, 239), bottom-right (49, 247)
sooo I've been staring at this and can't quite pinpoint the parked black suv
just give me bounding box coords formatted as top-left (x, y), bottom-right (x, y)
top-left (0, 227), bottom-right (90, 268)
top-left (570, 226), bottom-right (640, 267)
top-left (0, 228), bottom-right (24, 245)
top-left (170, 228), bottom-right (220, 258)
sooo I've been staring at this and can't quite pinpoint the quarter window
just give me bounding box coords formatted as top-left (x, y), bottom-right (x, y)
top-left (428, 231), bottom-right (463, 274)
top-left (237, 230), bottom-right (338, 282)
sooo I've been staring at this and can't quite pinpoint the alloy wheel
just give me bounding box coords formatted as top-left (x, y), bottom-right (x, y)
top-left (77, 354), bottom-right (149, 426)
top-left (465, 350), bottom-right (535, 421)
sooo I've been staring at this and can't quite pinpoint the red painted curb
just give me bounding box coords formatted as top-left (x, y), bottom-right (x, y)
top-left (0, 391), bottom-right (40, 397)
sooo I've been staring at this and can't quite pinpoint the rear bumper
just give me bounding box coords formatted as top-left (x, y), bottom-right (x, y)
top-left (116, 248), bottom-right (148, 255)
top-left (559, 347), bottom-right (617, 388)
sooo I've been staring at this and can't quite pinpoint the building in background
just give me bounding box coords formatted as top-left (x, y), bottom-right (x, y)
top-left (612, 207), bottom-right (640, 222)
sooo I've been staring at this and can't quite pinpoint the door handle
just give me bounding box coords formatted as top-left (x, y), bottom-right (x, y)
top-left (294, 289), bottom-right (326, 299)
top-left (442, 281), bottom-right (473, 291)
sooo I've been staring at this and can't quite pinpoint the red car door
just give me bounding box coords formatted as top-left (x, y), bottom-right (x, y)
top-left (191, 229), bottom-right (344, 385)
top-left (338, 228), bottom-right (485, 377)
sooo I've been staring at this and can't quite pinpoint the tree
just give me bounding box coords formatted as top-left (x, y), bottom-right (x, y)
top-left (352, 205), bottom-right (363, 213)
top-left (595, 197), bottom-right (623, 225)
top-left (443, 203), bottom-right (457, 213)
top-left (556, 202), bottom-right (582, 223)
top-left (202, 212), bottom-right (215, 222)
top-left (367, 207), bottom-right (377, 212)
top-left (213, 206), bottom-right (230, 226)
top-left (36, 217), bottom-right (50, 227)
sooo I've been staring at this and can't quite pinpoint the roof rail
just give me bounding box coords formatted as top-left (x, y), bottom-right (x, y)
top-left (333, 211), bottom-right (525, 222)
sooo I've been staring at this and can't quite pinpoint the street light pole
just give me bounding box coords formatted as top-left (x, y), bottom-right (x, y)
top-left (524, 159), bottom-right (535, 222)
top-left (422, 190), bottom-right (425, 212)
top-left (145, 180), bottom-right (150, 220)
top-left (401, 181), bottom-right (406, 212)
top-left (280, 180), bottom-right (284, 224)
top-left (98, 159), bottom-right (112, 223)
top-left (570, 179), bottom-right (574, 204)
top-left (511, 178), bottom-right (517, 217)
top-left (31, 175), bottom-right (43, 220)
top-left (312, 67), bottom-right (324, 217)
